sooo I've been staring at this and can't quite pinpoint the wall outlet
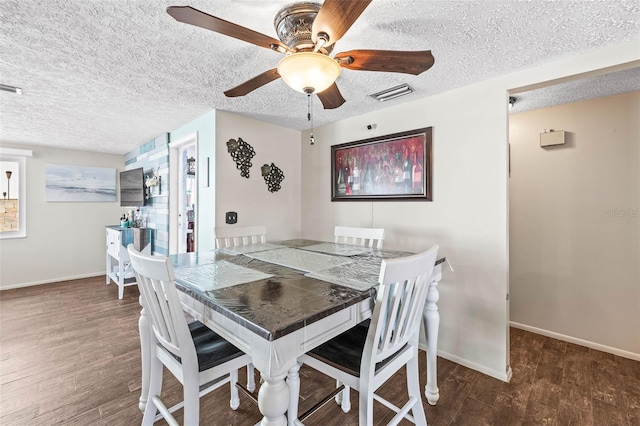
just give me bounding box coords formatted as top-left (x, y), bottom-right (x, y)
top-left (225, 211), bottom-right (237, 224)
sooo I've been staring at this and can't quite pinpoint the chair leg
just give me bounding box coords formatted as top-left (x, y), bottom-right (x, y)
top-left (230, 369), bottom-right (241, 410)
top-left (340, 385), bottom-right (351, 413)
top-left (142, 355), bottom-right (163, 426)
top-left (406, 353), bottom-right (427, 426)
top-left (247, 363), bottom-right (256, 392)
top-left (183, 373), bottom-right (200, 426)
top-left (358, 389), bottom-right (374, 426)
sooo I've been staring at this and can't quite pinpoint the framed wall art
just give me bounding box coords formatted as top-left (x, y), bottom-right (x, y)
top-left (45, 164), bottom-right (116, 202)
top-left (331, 127), bottom-right (432, 201)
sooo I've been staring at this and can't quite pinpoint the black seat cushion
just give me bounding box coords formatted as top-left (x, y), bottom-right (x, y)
top-left (171, 321), bottom-right (245, 372)
top-left (308, 319), bottom-right (406, 377)
top-left (308, 320), bottom-right (369, 376)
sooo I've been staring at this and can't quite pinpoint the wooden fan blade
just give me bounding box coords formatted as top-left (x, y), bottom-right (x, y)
top-left (167, 6), bottom-right (289, 52)
top-left (224, 69), bottom-right (281, 97)
top-left (312, 0), bottom-right (372, 46)
top-left (335, 50), bottom-right (435, 75)
top-left (317, 83), bottom-right (346, 109)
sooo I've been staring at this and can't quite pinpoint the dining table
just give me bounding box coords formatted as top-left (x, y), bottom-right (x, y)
top-left (136, 239), bottom-right (446, 426)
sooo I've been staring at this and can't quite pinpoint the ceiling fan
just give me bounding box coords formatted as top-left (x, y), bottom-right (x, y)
top-left (167, 0), bottom-right (435, 109)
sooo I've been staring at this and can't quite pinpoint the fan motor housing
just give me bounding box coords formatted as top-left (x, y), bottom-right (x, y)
top-left (274, 2), bottom-right (332, 53)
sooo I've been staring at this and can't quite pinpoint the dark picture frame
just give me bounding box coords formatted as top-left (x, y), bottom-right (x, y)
top-left (331, 127), bottom-right (432, 201)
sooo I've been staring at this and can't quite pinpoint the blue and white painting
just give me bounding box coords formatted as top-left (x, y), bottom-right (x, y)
top-left (46, 164), bottom-right (116, 202)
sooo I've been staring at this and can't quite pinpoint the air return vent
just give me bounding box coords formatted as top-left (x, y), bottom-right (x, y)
top-left (0, 84), bottom-right (22, 94)
top-left (369, 84), bottom-right (414, 102)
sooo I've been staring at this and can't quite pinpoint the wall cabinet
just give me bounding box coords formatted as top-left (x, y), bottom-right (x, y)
top-left (106, 226), bottom-right (152, 299)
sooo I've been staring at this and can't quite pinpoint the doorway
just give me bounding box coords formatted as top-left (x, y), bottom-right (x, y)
top-left (169, 132), bottom-right (198, 254)
top-left (507, 66), bottom-right (640, 359)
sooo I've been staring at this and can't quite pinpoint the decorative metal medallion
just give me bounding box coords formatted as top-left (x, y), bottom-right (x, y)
top-left (227, 137), bottom-right (255, 178)
top-left (274, 2), bottom-right (332, 54)
top-left (261, 163), bottom-right (285, 192)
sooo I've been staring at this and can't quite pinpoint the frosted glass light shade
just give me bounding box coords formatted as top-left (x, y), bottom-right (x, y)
top-left (277, 52), bottom-right (341, 94)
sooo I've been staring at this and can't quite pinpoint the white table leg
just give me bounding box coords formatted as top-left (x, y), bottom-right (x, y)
top-left (423, 266), bottom-right (441, 405)
top-left (258, 373), bottom-right (289, 426)
top-left (286, 362), bottom-right (301, 426)
top-left (138, 299), bottom-right (151, 411)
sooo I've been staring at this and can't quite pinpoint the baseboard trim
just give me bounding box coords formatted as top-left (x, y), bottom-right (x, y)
top-left (510, 321), bottom-right (640, 362)
top-left (418, 343), bottom-right (511, 383)
top-left (0, 272), bottom-right (105, 291)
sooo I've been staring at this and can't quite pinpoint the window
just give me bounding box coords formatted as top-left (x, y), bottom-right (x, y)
top-left (0, 148), bottom-right (32, 239)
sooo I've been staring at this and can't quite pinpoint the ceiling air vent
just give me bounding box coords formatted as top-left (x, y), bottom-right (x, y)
top-left (370, 84), bottom-right (413, 102)
top-left (0, 84), bottom-right (22, 94)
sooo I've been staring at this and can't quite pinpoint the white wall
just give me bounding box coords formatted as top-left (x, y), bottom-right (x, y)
top-left (0, 144), bottom-right (124, 289)
top-left (301, 40), bottom-right (640, 380)
top-left (302, 83), bottom-right (511, 380)
top-left (214, 111), bottom-right (302, 241)
top-left (0, 109), bottom-right (302, 289)
top-left (510, 91), bottom-right (640, 358)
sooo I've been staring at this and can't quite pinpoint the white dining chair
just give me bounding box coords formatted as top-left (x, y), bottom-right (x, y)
top-left (214, 225), bottom-right (267, 249)
top-left (334, 225), bottom-right (385, 249)
top-left (128, 245), bottom-right (253, 426)
top-left (213, 226), bottom-right (267, 391)
top-left (293, 245), bottom-right (439, 426)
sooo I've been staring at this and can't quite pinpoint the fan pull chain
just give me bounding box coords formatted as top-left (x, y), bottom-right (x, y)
top-left (308, 93), bottom-right (315, 145)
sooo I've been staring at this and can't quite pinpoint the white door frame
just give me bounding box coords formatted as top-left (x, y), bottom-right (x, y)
top-left (169, 132), bottom-right (198, 254)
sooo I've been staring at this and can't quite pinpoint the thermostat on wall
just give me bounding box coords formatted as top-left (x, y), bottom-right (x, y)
top-left (540, 130), bottom-right (566, 147)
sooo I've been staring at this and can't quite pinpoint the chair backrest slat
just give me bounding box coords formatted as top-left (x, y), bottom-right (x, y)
top-left (334, 226), bottom-right (385, 249)
top-left (140, 276), bottom-right (176, 351)
top-left (368, 245), bottom-right (439, 364)
top-left (128, 245), bottom-right (196, 363)
top-left (214, 225), bottom-right (267, 249)
top-left (393, 280), bottom-right (417, 347)
top-left (380, 282), bottom-right (403, 352)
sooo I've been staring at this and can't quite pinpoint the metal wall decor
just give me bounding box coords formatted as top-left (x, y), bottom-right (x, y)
top-left (261, 163), bottom-right (285, 193)
top-left (226, 137), bottom-right (255, 178)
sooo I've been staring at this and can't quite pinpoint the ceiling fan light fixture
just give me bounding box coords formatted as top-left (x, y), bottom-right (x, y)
top-left (277, 52), bottom-right (341, 94)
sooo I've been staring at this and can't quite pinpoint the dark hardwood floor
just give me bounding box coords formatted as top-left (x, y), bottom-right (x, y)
top-left (1, 277), bottom-right (638, 425)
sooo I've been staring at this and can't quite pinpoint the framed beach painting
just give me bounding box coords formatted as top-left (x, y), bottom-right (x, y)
top-left (45, 164), bottom-right (116, 202)
top-left (331, 127), bottom-right (432, 201)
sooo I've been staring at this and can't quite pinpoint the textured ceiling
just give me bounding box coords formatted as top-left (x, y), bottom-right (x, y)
top-left (510, 66), bottom-right (640, 113)
top-left (1, 0), bottom-right (639, 155)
